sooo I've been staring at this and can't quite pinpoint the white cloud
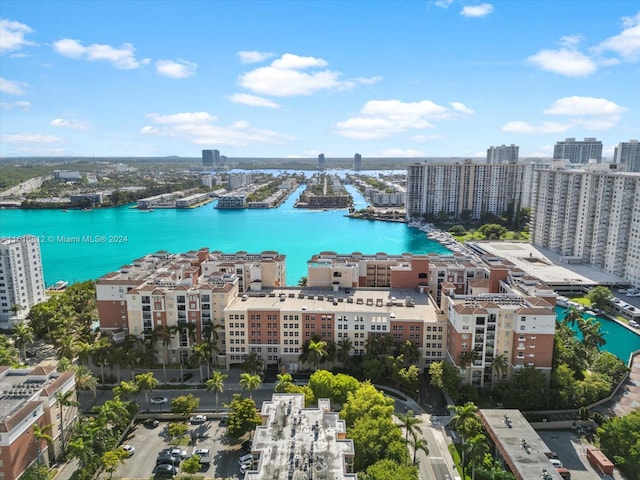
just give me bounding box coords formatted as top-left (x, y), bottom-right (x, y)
top-left (336, 99), bottom-right (473, 139)
top-left (353, 75), bottom-right (383, 85)
top-left (450, 102), bottom-right (475, 115)
top-left (238, 53), bottom-right (370, 97)
top-left (0, 77), bottom-right (28, 95)
top-left (0, 19), bottom-right (37, 53)
top-left (53, 38), bottom-right (150, 69)
top-left (501, 121), bottom-right (572, 134)
top-left (596, 12), bottom-right (640, 61)
top-left (141, 111), bottom-right (292, 146)
top-left (1, 133), bottom-right (63, 144)
top-left (527, 48), bottom-right (596, 76)
top-left (503, 95), bottom-right (626, 134)
top-left (0, 100), bottom-right (30, 110)
top-left (461, 3), bottom-right (494, 17)
top-left (434, 0), bottom-right (453, 8)
top-left (559, 35), bottom-right (583, 48)
top-left (50, 118), bottom-right (88, 129)
top-left (229, 93), bottom-right (281, 108)
top-left (156, 59), bottom-right (197, 78)
top-left (543, 96), bottom-right (627, 117)
top-left (237, 50), bottom-right (275, 64)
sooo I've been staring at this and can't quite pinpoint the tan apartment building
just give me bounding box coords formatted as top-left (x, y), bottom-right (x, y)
top-left (0, 366), bottom-right (76, 480)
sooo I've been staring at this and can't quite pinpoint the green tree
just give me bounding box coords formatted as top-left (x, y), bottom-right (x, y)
top-left (309, 370), bottom-right (335, 399)
top-left (113, 380), bottom-right (138, 401)
top-left (591, 351), bottom-right (629, 385)
top-left (396, 410), bottom-right (422, 465)
top-left (72, 365), bottom-right (98, 399)
top-left (239, 372), bottom-right (262, 400)
top-left (360, 458), bottom-right (418, 480)
top-left (490, 354), bottom-right (508, 383)
top-left (241, 352), bottom-right (264, 376)
top-left (102, 448), bottom-right (128, 479)
top-left (206, 370), bottom-right (228, 411)
top-left (350, 415), bottom-right (406, 471)
top-left (0, 334), bottom-right (20, 365)
top-left (134, 372), bottom-right (158, 406)
top-left (563, 306), bottom-right (582, 328)
top-left (275, 372), bottom-right (294, 393)
top-left (225, 393), bottom-right (261, 439)
top-left (462, 433), bottom-right (489, 480)
top-left (12, 320), bottom-right (34, 364)
top-left (19, 464), bottom-right (54, 480)
top-left (56, 389), bottom-right (79, 458)
top-left (308, 339), bottom-right (329, 370)
top-left (448, 402), bottom-right (482, 442)
top-left (597, 409), bottom-right (640, 478)
top-left (411, 435), bottom-right (429, 466)
top-left (167, 421), bottom-right (189, 442)
top-left (297, 276), bottom-right (308, 286)
top-left (336, 337), bottom-right (353, 365)
top-left (341, 382), bottom-right (395, 429)
top-left (429, 361), bottom-right (461, 399)
top-left (33, 423), bottom-right (53, 465)
top-left (68, 436), bottom-right (95, 470)
top-left (587, 286), bottom-right (613, 312)
top-left (578, 318), bottom-right (606, 355)
top-left (181, 454), bottom-right (202, 475)
top-left (171, 394), bottom-right (200, 417)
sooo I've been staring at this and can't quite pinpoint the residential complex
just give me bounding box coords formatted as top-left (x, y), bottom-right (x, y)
top-left (318, 154), bottom-right (325, 172)
top-left (486, 144), bottom-right (519, 164)
top-left (247, 393), bottom-right (356, 479)
top-left (613, 139), bottom-right (640, 173)
top-left (0, 366), bottom-right (77, 480)
top-left (0, 236), bottom-right (46, 329)
top-left (405, 160), bottom-right (528, 222)
top-left (530, 161), bottom-right (640, 288)
top-left (354, 153), bottom-right (362, 171)
top-left (553, 137), bottom-right (603, 164)
top-left (96, 249), bottom-right (558, 387)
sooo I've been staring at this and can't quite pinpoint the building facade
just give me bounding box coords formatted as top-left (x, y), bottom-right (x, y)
top-left (553, 137), bottom-right (603, 164)
top-left (614, 139), bottom-right (640, 173)
top-left (354, 153), bottom-right (362, 171)
top-left (530, 162), bottom-right (640, 288)
top-left (486, 144), bottom-right (519, 164)
top-left (0, 366), bottom-right (77, 480)
top-left (405, 160), bottom-right (527, 222)
top-left (0, 236), bottom-right (46, 329)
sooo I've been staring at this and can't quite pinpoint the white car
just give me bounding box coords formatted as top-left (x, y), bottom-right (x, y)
top-left (630, 320), bottom-right (639, 328)
top-left (121, 444), bottom-right (135, 456)
top-left (239, 453), bottom-right (253, 465)
top-left (150, 396), bottom-right (169, 404)
top-left (193, 448), bottom-right (211, 464)
top-left (190, 414), bottom-right (207, 424)
top-left (170, 447), bottom-right (188, 459)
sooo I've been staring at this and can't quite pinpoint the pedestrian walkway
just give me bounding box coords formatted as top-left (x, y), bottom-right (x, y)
top-left (599, 350), bottom-right (640, 417)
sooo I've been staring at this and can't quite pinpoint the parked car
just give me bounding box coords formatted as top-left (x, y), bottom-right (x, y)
top-left (629, 320), bottom-right (639, 328)
top-left (190, 414), bottom-right (207, 424)
top-left (162, 447), bottom-right (188, 459)
top-left (120, 444), bottom-right (135, 456)
top-left (150, 396), bottom-right (169, 405)
top-left (156, 454), bottom-right (180, 467)
top-left (182, 372), bottom-right (194, 382)
top-left (193, 448), bottom-right (211, 464)
top-left (549, 458), bottom-right (563, 468)
top-left (239, 453), bottom-right (253, 465)
top-left (144, 418), bottom-right (160, 428)
top-left (241, 439), bottom-right (253, 451)
top-left (152, 463), bottom-right (178, 477)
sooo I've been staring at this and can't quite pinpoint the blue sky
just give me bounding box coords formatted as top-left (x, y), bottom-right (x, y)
top-left (1, 0), bottom-right (639, 159)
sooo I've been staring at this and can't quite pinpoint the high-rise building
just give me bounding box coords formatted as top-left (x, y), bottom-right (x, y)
top-left (318, 153), bottom-right (325, 171)
top-left (614, 139), bottom-right (640, 173)
top-left (405, 160), bottom-right (527, 222)
top-left (0, 236), bottom-right (46, 328)
top-left (202, 149), bottom-right (213, 167)
top-left (486, 144), bottom-right (519, 164)
top-left (354, 153), bottom-right (362, 171)
top-left (553, 137), bottom-right (603, 164)
top-left (530, 162), bottom-right (640, 287)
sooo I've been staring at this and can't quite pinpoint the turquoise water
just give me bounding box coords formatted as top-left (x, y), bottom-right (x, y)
top-left (0, 184), bottom-right (450, 287)
top-left (555, 306), bottom-right (640, 363)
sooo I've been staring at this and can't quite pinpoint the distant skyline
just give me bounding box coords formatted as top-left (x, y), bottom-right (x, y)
top-left (1, 1), bottom-right (638, 159)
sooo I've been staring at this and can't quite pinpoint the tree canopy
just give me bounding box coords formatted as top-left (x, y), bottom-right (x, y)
top-left (225, 393), bottom-right (261, 439)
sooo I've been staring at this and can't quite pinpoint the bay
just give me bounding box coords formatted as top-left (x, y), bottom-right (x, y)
top-left (0, 184), bottom-right (450, 287)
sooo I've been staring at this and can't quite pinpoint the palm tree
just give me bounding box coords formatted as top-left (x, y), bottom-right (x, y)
top-left (202, 321), bottom-right (224, 366)
top-left (206, 371), bottom-right (228, 412)
top-left (462, 433), bottom-right (489, 480)
top-left (397, 409), bottom-right (423, 465)
top-left (56, 389), bottom-right (79, 458)
top-left (275, 373), bottom-right (293, 392)
top-left (91, 336), bottom-right (112, 384)
top-left (411, 435), bottom-right (429, 465)
top-left (448, 402), bottom-right (481, 442)
top-left (190, 342), bottom-right (211, 380)
top-left (307, 339), bottom-right (328, 370)
top-left (113, 380), bottom-right (139, 401)
top-left (239, 372), bottom-right (261, 400)
top-left (68, 437), bottom-right (94, 469)
top-left (33, 423), bottom-right (53, 465)
top-left (336, 337), bottom-right (353, 365)
top-left (297, 276), bottom-right (308, 287)
top-left (399, 340), bottom-right (420, 367)
top-left (490, 354), bottom-right (508, 383)
top-left (563, 306), bottom-right (582, 328)
top-left (135, 372), bottom-right (158, 406)
top-left (73, 365), bottom-right (98, 400)
top-left (12, 321), bottom-right (33, 364)
top-left (241, 352), bottom-right (265, 376)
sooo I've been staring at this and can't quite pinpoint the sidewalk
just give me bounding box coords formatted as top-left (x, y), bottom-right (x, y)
top-left (52, 458), bottom-right (78, 480)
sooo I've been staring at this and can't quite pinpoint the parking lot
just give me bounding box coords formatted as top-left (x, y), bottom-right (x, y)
top-left (537, 430), bottom-right (619, 480)
top-left (111, 416), bottom-right (249, 479)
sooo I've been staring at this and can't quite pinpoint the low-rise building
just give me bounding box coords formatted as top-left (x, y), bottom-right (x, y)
top-left (0, 366), bottom-right (77, 480)
top-left (247, 393), bottom-right (356, 479)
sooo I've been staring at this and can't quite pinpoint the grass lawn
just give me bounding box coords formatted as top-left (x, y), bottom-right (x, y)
top-left (568, 296), bottom-right (591, 307)
top-left (450, 231), bottom-right (529, 242)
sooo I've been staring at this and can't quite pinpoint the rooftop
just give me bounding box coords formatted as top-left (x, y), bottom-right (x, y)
top-left (248, 394), bottom-right (356, 480)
